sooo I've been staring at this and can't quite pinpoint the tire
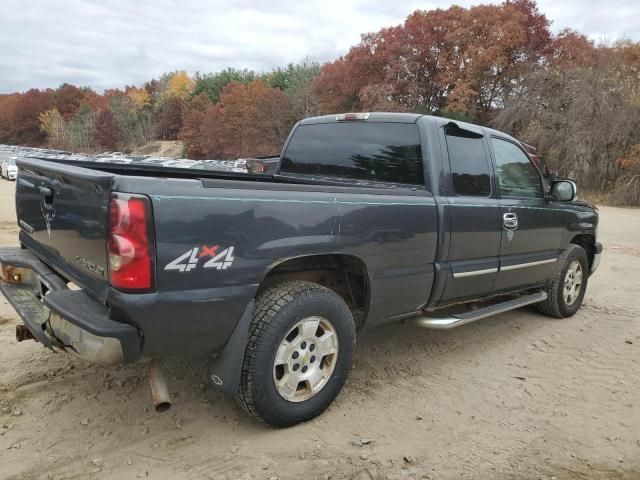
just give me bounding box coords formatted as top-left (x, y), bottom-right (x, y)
top-left (235, 281), bottom-right (356, 427)
top-left (537, 244), bottom-right (589, 318)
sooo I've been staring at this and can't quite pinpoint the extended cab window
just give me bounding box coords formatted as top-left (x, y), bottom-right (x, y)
top-left (445, 128), bottom-right (491, 197)
top-left (491, 137), bottom-right (542, 198)
top-left (280, 122), bottom-right (424, 186)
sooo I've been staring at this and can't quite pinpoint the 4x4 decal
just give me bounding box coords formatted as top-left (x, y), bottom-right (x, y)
top-left (164, 245), bottom-right (235, 272)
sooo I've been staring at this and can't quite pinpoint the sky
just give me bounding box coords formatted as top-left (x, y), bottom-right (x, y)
top-left (1, 0), bottom-right (639, 94)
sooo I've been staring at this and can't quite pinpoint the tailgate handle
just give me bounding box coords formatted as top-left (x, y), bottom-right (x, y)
top-left (39, 186), bottom-right (54, 204)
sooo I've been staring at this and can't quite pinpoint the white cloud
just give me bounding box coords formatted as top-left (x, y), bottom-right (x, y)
top-left (0, 0), bottom-right (638, 93)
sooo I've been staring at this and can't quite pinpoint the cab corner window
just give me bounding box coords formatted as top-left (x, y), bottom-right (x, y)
top-left (491, 137), bottom-right (543, 199)
top-left (445, 127), bottom-right (491, 197)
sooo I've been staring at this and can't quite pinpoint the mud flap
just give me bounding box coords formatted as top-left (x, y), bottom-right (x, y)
top-left (208, 300), bottom-right (254, 395)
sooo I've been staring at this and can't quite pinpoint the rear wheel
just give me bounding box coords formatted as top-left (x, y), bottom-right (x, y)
top-left (235, 281), bottom-right (356, 427)
top-left (537, 244), bottom-right (589, 318)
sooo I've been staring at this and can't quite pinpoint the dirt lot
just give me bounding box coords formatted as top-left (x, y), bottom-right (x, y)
top-left (0, 179), bottom-right (638, 480)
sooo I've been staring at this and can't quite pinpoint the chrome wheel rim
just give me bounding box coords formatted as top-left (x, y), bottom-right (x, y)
top-left (273, 316), bottom-right (339, 403)
top-left (563, 260), bottom-right (583, 306)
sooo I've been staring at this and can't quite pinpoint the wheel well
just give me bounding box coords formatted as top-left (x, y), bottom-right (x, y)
top-left (257, 254), bottom-right (369, 328)
top-left (570, 234), bottom-right (595, 269)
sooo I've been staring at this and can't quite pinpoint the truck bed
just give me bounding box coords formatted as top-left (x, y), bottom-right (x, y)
top-left (15, 155), bottom-right (439, 358)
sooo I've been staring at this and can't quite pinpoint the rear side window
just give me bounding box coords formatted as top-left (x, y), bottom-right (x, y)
top-left (445, 128), bottom-right (491, 197)
top-left (280, 122), bottom-right (424, 186)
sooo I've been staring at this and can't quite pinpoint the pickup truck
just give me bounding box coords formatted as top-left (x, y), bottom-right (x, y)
top-left (0, 112), bottom-right (602, 427)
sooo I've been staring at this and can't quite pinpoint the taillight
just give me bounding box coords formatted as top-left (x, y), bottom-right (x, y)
top-left (108, 193), bottom-right (154, 291)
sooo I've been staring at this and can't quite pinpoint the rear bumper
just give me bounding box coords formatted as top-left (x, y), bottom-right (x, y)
top-left (0, 247), bottom-right (141, 364)
top-left (591, 241), bottom-right (603, 274)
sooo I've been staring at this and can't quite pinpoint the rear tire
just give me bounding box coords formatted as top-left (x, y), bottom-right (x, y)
top-left (537, 244), bottom-right (589, 318)
top-left (235, 281), bottom-right (356, 427)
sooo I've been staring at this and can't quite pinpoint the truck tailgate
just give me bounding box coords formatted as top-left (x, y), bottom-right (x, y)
top-left (16, 158), bottom-right (114, 301)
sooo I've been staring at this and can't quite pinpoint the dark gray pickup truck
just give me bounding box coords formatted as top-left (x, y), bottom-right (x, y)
top-left (0, 112), bottom-right (602, 426)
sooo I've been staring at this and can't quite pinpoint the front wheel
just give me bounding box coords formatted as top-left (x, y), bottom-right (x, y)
top-left (537, 244), bottom-right (589, 318)
top-left (235, 281), bottom-right (356, 427)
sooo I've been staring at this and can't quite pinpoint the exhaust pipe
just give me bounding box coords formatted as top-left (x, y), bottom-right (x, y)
top-left (16, 325), bottom-right (35, 342)
top-left (147, 360), bottom-right (171, 413)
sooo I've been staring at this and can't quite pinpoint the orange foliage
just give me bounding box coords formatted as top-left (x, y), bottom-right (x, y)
top-left (180, 80), bottom-right (293, 159)
top-left (548, 30), bottom-right (598, 69)
top-left (314, 2), bottom-right (550, 118)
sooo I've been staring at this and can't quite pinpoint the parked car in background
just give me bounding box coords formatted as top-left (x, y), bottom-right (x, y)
top-left (0, 148), bottom-right (14, 178)
top-left (1, 156), bottom-right (18, 180)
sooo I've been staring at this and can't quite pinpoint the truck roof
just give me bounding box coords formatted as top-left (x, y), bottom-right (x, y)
top-left (299, 112), bottom-right (519, 143)
top-left (300, 112), bottom-right (424, 125)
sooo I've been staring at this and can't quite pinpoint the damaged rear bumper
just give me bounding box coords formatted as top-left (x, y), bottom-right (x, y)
top-left (0, 247), bottom-right (141, 364)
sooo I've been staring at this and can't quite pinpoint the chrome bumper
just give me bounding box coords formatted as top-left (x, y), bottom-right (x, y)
top-left (0, 247), bottom-right (140, 364)
top-left (47, 313), bottom-right (125, 364)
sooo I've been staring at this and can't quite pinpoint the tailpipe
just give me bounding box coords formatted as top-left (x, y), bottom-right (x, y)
top-left (147, 360), bottom-right (171, 413)
top-left (16, 324), bottom-right (35, 342)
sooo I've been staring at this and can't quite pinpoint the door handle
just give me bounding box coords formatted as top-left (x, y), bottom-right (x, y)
top-left (503, 212), bottom-right (518, 229)
top-left (39, 186), bottom-right (54, 204)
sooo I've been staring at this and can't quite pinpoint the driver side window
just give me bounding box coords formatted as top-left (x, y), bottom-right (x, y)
top-left (491, 137), bottom-right (543, 198)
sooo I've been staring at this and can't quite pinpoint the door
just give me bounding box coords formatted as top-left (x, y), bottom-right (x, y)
top-left (489, 136), bottom-right (564, 292)
top-left (439, 125), bottom-right (502, 304)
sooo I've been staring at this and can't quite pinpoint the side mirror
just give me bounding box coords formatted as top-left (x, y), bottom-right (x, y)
top-left (551, 180), bottom-right (576, 202)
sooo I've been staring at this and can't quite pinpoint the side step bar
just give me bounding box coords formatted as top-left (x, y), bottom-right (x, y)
top-left (411, 291), bottom-right (547, 330)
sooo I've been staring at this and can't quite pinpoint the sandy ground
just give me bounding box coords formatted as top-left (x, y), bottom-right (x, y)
top-left (0, 179), bottom-right (638, 480)
top-left (132, 140), bottom-right (184, 158)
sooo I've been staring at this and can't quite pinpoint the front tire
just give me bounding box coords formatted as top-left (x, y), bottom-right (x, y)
top-left (537, 244), bottom-right (589, 318)
top-left (235, 281), bottom-right (356, 427)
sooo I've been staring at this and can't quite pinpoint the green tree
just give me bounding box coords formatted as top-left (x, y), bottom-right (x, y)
top-left (193, 68), bottom-right (256, 103)
top-left (67, 104), bottom-right (94, 151)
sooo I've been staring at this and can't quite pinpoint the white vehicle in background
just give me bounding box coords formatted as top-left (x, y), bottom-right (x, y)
top-left (1, 156), bottom-right (18, 180)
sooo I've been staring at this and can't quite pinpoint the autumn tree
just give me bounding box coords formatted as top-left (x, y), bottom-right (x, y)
top-left (127, 86), bottom-right (152, 110)
top-left (7, 89), bottom-right (55, 145)
top-left (217, 80), bottom-right (294, 158)
top-left (162, 71), bottom-right (195, 102)
top-left (178, 93), bottom-right (211, 158)
top-left (94, 109), bottom-right (120, 149)
top-left (314, 1), bottom-right (553, 120)
top-left (54, 84), bottom-right (88, 120)
top-left (547, 30), bottom-right (598, 69)
top-left (181, 80), bottom-right (294, 159)
top-left (155, 96), bottom-right (184, 140)
top-left (39, 109), bottom-right (67, 148)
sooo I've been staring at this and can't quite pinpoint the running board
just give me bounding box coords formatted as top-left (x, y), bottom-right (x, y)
top-left (411, 291), bottom-right (548, 330)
